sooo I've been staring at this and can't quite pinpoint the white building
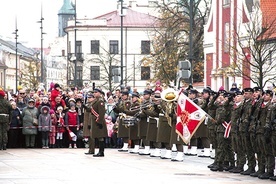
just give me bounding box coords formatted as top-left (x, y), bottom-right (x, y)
top-left (64, 8), bottom-right (159, 91)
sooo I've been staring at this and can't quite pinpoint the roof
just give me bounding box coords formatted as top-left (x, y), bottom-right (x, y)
top-left (93, 9), bottom-right (158, 28)
top-left (260, 0), bottom-right (276, 39)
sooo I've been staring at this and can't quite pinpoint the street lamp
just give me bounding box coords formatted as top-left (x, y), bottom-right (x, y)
top-left (37, 4), bottom-right (46, 84)
top-left (74, 0), bottom-right (77, 88)
top-left (12, 18), bottom-right (18, 93)
top-left (188, 0), bottom-right (194, 84)
top-left (118, 0), bottom-right (125, 86)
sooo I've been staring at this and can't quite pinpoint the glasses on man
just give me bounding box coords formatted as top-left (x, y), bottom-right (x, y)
top-left (20, 93), bottom-right (25, 95)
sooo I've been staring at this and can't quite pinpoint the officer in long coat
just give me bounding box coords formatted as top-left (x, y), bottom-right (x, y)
top-left (90, 88), bottom-right (108, 157)
top-left (83, 92), bottom-right (95, 154)
top-left (0, 89), bottom-right (12, 150)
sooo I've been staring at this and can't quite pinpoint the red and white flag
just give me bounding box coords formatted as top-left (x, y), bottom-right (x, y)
top-left (176, 92), bottom-right (206, 144)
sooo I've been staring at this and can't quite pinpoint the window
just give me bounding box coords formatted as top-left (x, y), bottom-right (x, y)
top-left (91, 40), bottom-right (100, 54)
top-left (223, 0), bottom-right (230, 6)
top-left (109, 40), bottom-right (118, 54)
top-left (90, 66), bottom-right (100, 80)
top-left (141, 40), bottom-right (150, 54)
top-left (224, 23), bottom-right (230, 52)
top-left (141, 66), bottom-right (150, 80)
top-left (76, 41), bottom-right (82, 53)
top-left (76, 66), bottom-right (83, 80)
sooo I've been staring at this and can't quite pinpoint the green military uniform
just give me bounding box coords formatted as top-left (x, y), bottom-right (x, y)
top-left (269, 103), bottom-right (276, 181)
top-left (254, 91), bottom-right (274, 179)
top-left (229, 99), bottom-right (245, 173)
top-left (0, 90), bottom-right (12, 150)
top-left (240, 97), bottom-right (256, 175)
top-left (156, 100), bottom-right (171, 145)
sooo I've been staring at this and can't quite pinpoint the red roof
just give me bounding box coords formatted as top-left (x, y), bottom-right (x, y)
top-left (93, 9), bottom-right (158, 28)
top-left (261, 0), bottom-right (276, 39)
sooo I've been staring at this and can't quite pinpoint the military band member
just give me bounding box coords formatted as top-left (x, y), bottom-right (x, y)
top-left (123, 92), bottom-right (141, 154)
top-left (113, 90), bottom-right (131, 152)
top-left (90, 88), bottom-right (108, 157)
top-left (269, 95), bottom-right (276, 181)
top-left (144, 91), bottom-right (162, 157)
top-left (138, 89), bottom-right (152, 155)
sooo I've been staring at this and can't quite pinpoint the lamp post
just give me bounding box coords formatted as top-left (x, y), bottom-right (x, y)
top-left (13, 19), bottom-right (18, 93)
top-left (74, 0), bottom-right (77, 87)
top-left (37, 4), bottom-right (45, 84)
top-left (188, 0), bottom-right (194, 84)
top-left (119, 0), bottom-right (124, 86)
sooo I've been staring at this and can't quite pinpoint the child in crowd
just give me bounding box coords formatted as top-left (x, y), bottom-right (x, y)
top-left (56, 106), bottom-right (65, 148)
top-left (49, 109), bottom-right (57, 148)
top-left (64, 103), bottom-right (79, 148)
top-left (38, 106), bottom-right (51, 148)
top-left (105, 115), bottom-right (114, 148)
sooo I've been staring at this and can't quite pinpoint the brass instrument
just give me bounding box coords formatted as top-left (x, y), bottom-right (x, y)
top-left (160, 88), bottom-right (179, 126)
top-left (129, 101), bottom-right (158, 111)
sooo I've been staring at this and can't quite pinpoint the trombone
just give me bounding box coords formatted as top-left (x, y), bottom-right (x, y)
top-left (129, 102), bottom-right (157, 111)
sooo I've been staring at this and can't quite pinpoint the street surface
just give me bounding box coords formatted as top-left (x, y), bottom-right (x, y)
top-left (0, 148), bottom-right (275, 184)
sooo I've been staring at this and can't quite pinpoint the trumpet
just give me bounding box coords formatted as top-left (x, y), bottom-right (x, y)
top-left (129, 102), bottom-right (157, 111)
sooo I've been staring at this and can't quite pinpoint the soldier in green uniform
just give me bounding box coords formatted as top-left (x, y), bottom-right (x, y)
top-left (113, 90), bottom-right (131, 152)
top-left (228, 90), bottom-right (245, 173)
top-left (90, 88), bottom-right (108, 157)
top-left (249, 87), bottom-right (263, 177)
top-left (269, 95), bottom-right (276, 181)
top-left (210, 90), bottom-right (232, 171)
top-left (83, 92), bottom-right (95, 155)
top-left (240, 88), bottom-right (256, 175)
top-left (0, 89), bottom-right (12, 150)
top-left (254, 90), bottom-right (274, 179)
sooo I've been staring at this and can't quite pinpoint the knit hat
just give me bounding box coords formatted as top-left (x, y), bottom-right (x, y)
top-left (0, 89), bottom-right (5, 97)
top-left (49, 109), bottom-right (55, 114)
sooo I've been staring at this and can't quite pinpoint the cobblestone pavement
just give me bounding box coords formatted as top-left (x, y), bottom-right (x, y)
top-left (0, 148), bottom-right (275, 184)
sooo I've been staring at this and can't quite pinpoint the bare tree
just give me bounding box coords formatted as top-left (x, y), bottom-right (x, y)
top-left (229, 5), bottom-right (276, 88)
top-left (19, 59), bottom-right (40, 90)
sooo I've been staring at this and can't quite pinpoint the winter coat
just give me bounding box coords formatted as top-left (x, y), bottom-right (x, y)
top-left (91, 97), bottom-right (108, 139)
top-left (22, 106), bottom-right (39, 135)
top-left (38, 106), bottom-right (51, 132)
top-left (10, 107), bottom-right (22, 128)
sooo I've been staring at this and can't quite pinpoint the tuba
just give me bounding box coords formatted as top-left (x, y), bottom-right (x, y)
top-left (161, 88), bottom-right (179, 126)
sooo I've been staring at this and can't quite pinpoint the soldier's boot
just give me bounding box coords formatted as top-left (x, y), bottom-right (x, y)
top-left (93, 141), bottom-right (104, 157)
top-left (232, 166), bottom-right (244, 173)
top-left (198, 148), bottom-right (210, 157)
top-left (150, 148), bottom-right (161, 157)
top-left (139, 146), bottom-right (150, 155)
top-left (183, 145), bottom-right (190, 155)
top-left (240, 167), bottom-right (255, 175)
top-left (118, 143), bottom-right (128, 152)
top-left (129, 145), bottom-right (139, 154)
top-left (189, 146), bottom-right (197, 156)
top-left (222, 161), bottom-right (230, 171)
top-left (161, 150), bottom-right (172, 159)
top-left (229, 166), bottom-right (238, 173)
top-left (224, 161), bottom-right (235, 171)
top-left (207, 161), bottom-right (217, 168)
top-left (210, 162), bottom-right (223, 172)
top-left (2, 144), bottom-right (7, 150)
top-left (269, 175), bottom-right (276, 181)
top-left (171, 152), bottom-right (184, 162)
top-left (250, 168), bottom-right (265, 177)
top-left (258, 172), bottom-right (274, 179)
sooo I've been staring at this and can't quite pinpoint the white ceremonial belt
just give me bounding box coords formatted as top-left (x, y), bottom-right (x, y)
top-left (159, 113), bottom-right (165, 116)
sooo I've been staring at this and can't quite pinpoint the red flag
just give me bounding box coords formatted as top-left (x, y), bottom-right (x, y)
top-left (176, 92), bottom-right (206, 144)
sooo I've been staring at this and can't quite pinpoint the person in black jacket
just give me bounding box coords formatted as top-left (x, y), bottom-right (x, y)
top-left (8, 102), bottom-right (22, 148)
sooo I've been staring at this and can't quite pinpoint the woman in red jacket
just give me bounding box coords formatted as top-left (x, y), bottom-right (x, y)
top-left (64, 103), bottom-right (79, 148)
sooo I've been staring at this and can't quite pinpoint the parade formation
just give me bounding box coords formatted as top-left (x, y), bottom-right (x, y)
top-left (0, 81), bottom-right (276, 182)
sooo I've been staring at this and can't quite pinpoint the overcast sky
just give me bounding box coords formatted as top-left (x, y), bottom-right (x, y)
top-left (0, 0), bottom-right (118, 48)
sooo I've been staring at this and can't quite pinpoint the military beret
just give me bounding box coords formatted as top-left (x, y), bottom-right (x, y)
top-left (235, 90), bottom-right (243, 96)
top-left (242, 88), bottom-right (254, 93)
top-left (93, 88), bottom-right (103, 94)
top-left (189, 89), bottom-right (198, 94)
top-left (218, 89), bottom-right (227, 94)
top-left (87, 92), bottom-right (94, 98)
top-left (202, 88), bottom-right (211, 94)
top-left (132, 92), bottom-right (140, 98)
top-left (253, 87), bottom-right (263, 93)
top-left (121, 90), bottom-right (129, 96)
top-left (264, 90), bottom-right (274, 97)
top-left (143, 89), bottom-right (152, 95)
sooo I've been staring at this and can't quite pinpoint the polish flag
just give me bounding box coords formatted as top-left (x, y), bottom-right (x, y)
top-left (176, 92), bottom-right (206, 144)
